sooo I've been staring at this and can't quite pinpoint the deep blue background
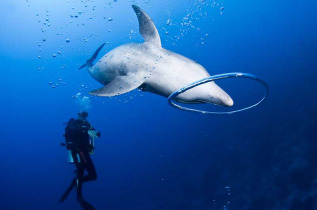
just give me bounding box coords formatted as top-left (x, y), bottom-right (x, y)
top-left (0, 0), bottom-right (316, 209)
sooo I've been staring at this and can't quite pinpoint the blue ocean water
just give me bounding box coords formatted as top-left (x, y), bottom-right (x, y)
top-left (0, 0), bottom-right (316, 209)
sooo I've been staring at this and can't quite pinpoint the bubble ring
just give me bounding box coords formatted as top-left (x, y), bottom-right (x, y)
top-left (167, 72), bottom-right (269, 114)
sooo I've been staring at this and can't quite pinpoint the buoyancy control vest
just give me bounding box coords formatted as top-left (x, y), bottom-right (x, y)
top-left (64, 118), bottom-right (92, 151)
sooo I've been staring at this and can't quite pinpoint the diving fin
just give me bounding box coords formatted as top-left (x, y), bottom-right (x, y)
top-left (79, 43), bottom-right (106, 70)
top-left (77, 196), bottom-right (96, 210)
top-left (59, 178), bottom-right (76, 203)
top-left (89, 76), bottom-right (144, 97)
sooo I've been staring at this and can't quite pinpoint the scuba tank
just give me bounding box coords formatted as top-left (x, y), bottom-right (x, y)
top-left (67, 150), bottom-right (80, 163)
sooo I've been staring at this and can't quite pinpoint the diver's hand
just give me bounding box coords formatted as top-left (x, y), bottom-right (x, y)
top-left (96, 131), bottom-right (101, 137)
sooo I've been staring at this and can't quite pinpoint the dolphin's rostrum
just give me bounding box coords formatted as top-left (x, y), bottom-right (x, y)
top-left (81, 5), bottom-right (233, 107)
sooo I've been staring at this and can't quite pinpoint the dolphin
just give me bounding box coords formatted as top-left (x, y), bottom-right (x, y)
top-left (80, 5), bottom-right (233, 106)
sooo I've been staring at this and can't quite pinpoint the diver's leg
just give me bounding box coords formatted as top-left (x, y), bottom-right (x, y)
top-left (74, 152), bottom-right (85, 198)
top-left (75, 152), bottom-right (97, 209)
top-left (59, 151), bottom-right (81, 202)
top-left (81, 152), bottom-right (97, 182)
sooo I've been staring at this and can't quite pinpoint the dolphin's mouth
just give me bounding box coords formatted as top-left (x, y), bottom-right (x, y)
top-left (195, 98), bottom-right (234, 107)
top-left (209, 96), bottom-right (234, 107)
top-left (172, 97), bottom-right (234, 107)
top-left (174, 99), bottom-right (207, 104)
top-left (221, 96), bottom-right (234, 107)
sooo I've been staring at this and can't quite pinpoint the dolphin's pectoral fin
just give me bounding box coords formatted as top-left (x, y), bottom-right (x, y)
top-left (132, 5), bottom-right (161, 47)
top-left (89, 76), bottom-right (144, 97)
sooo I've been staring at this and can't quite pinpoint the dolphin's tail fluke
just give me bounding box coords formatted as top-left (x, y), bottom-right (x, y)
top-left (78, 63), bottom-right (87, 70)
top-left (78, 43), bottom-right (106, 70)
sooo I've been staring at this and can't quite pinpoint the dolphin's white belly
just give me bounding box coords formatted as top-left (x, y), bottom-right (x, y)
top-left (90, 43), bottom-right (231, 104)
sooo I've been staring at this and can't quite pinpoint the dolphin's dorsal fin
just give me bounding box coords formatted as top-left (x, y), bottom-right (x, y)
top-left (132, 5), bottom-right (161, 47)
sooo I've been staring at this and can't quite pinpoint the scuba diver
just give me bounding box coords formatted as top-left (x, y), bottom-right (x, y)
top-left (59, 111), bottom-right (101, 209)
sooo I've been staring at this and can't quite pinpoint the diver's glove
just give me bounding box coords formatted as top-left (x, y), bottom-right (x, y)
top-left (88, 130), bottom-right (100, 139)
top-left (88, 130), bottom-right (100, 155)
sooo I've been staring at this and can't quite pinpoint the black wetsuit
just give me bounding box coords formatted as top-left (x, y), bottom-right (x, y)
top-left (72, 149), bottom-right (97, 197)
top-left (65, 119), bottom-right (100, 198)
